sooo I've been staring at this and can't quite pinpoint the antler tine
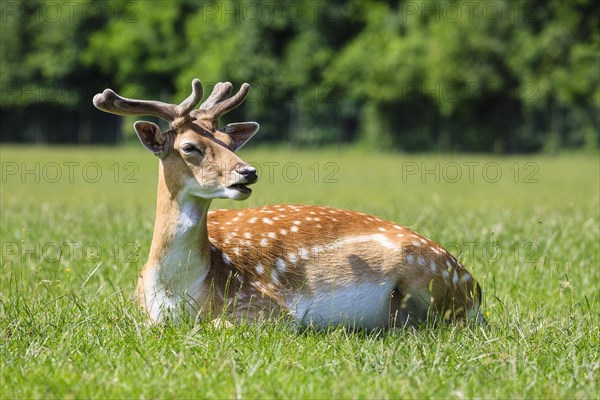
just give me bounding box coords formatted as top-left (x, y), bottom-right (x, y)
top-left (194, 83), bottom-right (250, 121)
top-left (175, 78), bottom-right (203, 116)
top-left (93, 89), bottom-right (177, 121)
top-left (198, 82), bottom-right (234, 110)
top-left (210, 83), bottom-right (250, 117)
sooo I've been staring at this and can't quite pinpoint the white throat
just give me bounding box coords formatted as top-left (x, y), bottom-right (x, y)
top-left (142, 190), bottom-right (213, 321)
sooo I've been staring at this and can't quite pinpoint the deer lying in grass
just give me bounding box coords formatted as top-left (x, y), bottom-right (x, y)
top-left (93, 78), bottom-right (483, 328)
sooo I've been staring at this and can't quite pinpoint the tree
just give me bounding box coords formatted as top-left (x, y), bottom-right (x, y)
top-left (1, 0), bottom-right (598, 151)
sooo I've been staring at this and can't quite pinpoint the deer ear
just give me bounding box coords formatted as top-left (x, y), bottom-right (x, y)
top-left (134, 121), bottom-right (168, 159)
top-left (222, 122), bottom-right (259, 151)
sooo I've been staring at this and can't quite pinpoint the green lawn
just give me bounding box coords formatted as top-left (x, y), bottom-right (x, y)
top-left (1, 145), bottom-right (598, 399)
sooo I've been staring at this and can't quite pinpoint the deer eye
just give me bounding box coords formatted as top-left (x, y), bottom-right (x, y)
top-left (181, 144), bottom-right (202, 155)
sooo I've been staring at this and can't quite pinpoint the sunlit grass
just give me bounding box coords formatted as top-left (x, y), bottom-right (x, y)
top-left (1, 145), bottom-right (598, 398)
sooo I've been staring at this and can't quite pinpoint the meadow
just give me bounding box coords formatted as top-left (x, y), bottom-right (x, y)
top-left (1, 145), bottom-right (598, 399)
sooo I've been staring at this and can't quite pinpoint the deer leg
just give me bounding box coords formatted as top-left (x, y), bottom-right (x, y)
top-left (389, 287), bottom-right (431, 328)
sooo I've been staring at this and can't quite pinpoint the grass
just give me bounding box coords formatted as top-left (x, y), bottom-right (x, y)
top-left (1, 145), bottom-right (598, 399)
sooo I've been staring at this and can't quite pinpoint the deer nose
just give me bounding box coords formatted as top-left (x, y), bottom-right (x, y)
top-left (237, 166), bottom-right (258, 183)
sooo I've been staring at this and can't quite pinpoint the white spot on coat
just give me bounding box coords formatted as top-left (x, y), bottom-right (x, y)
top-left (300, 248), bottom-right (310, 260)
top-left (255, 263), bottom-right (264, 275)
top-left (275, 258), bottom-right (287, 273)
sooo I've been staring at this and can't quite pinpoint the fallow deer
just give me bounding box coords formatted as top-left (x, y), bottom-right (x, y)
top-left (93, 78), bottom-right (483, 328)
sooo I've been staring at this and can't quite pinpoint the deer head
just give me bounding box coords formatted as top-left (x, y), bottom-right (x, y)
top-left (93, 79), bottom-right (259, 200)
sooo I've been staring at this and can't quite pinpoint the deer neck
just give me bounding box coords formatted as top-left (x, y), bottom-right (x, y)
top-left (142, 164), bottom-right (212, 319)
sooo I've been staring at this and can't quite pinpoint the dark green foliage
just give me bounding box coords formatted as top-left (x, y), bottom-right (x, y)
top-left (1, 0), bottom-right (598, 152)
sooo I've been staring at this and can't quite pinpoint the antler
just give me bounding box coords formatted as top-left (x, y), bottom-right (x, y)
top-left (93, 79), bottom-right (250, 125)
top-left (92, 79), bottom-right (203, 122)
top-left (192, 82), bottom-right (250, 122)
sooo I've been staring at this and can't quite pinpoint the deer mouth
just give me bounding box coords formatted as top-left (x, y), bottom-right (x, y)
top-left (228, 182), bottom-right (254, 193)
